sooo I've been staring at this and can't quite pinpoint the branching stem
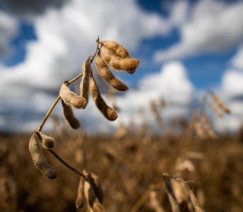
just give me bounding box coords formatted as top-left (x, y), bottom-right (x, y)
top-left (38, 37), bottom-right (100, 131)
top-left (37, 37), bottom-right (100, 177)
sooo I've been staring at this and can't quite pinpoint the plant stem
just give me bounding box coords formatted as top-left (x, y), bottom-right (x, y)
top-left (37, 36), bottom-right (100, 131)
top-left (36, 37), bottom-right (100, 178)
top-left (38, 96), bottom-right (61, 131)
top-left (48, 149), bottom-right (86, 178)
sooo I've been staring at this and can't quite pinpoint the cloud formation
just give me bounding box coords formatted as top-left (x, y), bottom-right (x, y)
top-left (154, 0), bottom-right (243, 62)
top-left (212, 45), bottom-right (243, 133)
top-left (231, 45), bottom-right (243, 70)
top-left (115, 61), bottom-right (197, 127)
top-left (0, 11), bottom-right (18, 56)
top-left (0, 0), bottom-right (68, 17)
top-left (0, 0), bottom-right (171, 132)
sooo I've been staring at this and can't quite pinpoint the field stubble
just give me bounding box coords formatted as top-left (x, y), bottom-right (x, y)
top-left (1, 127), bottom-right (243, 212)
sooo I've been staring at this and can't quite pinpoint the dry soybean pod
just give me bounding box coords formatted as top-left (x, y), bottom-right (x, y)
top-left (92, 199), bottom-right (105, 212)
top-left (61, 100), bottom-right (80, 129)
top-left (60, 82), bottom-right (87, 109)
top-left (194, 120), bottom-right (206, 140)
top-left (76, 176), bottom-right (85, 209)
top-left (101, 40), bottom-right (130, 58)
top-left (89, 172), bottom-right (104, 203)
top-left (201, 114), bottom-right (217, 139)
top-left (100, 46), bottom-right (139, 74)
top-left (29, 132), bottom-right (57, 179)
top-left (162, 174), bottom-right (180, 212)
top-left (89, 73), bottom-right (118, 121)
top-left (95, 53), bottom-right (128, 91)
top-left (209, 91), bottom-right (231, 114)
top-left (205, 99), bottom-right (223, 118)
top-left (80, 57), bottom-right (92, 108)
top-left (36, 130), bottom-right (55, 149)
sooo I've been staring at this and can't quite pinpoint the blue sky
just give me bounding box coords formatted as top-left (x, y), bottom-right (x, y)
top-left (1, 0), bottom-right (243, 132)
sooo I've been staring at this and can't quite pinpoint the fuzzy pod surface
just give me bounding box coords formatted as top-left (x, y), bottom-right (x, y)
top-left (61, 100), bottom-right (80, 129)
top-left (80, 57), bottom-right (92, 108)
top-left (89, 73), bottom-right (118, 121)
top-left (101, 41), bottom-right (130, 58)
top-left (29, 132), bottom-right (57, 179)
top-left (95, 53), bottom-right (128, 91)
top-left (76, 176), bottom-right (85, 209)
top-left (36, 131), bottom-right (55, 149)
top-left (100, 46), bottom-right (139, 74)
top-left (60, 82), bottom-right (87, 109)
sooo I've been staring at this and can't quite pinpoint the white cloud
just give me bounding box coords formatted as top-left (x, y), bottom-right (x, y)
top-left (0, 11), bottom-right (18, 56)
top-left (114, 61), bottom-right (196, 127)
top-left (231, 45), bottom-right (243, 70)
top-left (154, 0), bottom-right (243, 62)
top-left (214, 63), bottom-right (243, 132)
top-left (169, 0), bottom-right (189, 26)
top-left (0, 0), bottom-right (172, 132)
top-left (221, 70), bottom-right (243, 98)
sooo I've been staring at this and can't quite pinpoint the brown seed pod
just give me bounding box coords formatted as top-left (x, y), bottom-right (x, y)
top-left (209, 91), bottom-right (231, 114)
top-left (162, 174), bottom-right (180, 212)
top-left (205, 99), bottom-right (223, 118)
top-left (89, 73), bottom-right (118, 121)
top-left (28, 132), bottom-right (57, 179)
top-left (36, 130), bottom-right (55, 149)
top-left (201, 114), bottom-right (217, 139)
top-left (194, 120), bottom-right (206, 140)
top-left (95, 53), bottom-right (128, 91)
top-left (162, 174), bottom-right (204, 212)
top-left (88, 172), bottom-right (104, 203)
top-left (100, 46), bottom-right (139, 74)
top-left (76, 177), bottom-right (85, 209)
top-left (92, 199), bottom-right (105, 212)
top-left (101, 40), bottom-right (131, 58)
top-left (81, 170), bottom-right (105, 212)
top-left (61, 100), bottom-right (80, 129)
top-left (80, 57), bottom-right (92, 108)
top-left (59, 82), bottom-right (87, 109)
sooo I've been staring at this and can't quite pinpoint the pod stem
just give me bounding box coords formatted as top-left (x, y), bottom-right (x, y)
top-left (48, 149), bottom-right (86, 178)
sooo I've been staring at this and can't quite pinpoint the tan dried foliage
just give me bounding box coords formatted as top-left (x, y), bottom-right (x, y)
top-left (114, 122), bottom-right (127, 140)
top-left (95, 53), bottom-right (128, 91)
top-left (89, 73), bottom-right (118, 121)
top-left (60, 82), bottom-right (87, 109)
top-left (100, 46), bottom-right (139, 74)
top-left (80, 57), bottom-right (92, 108)
top-left (61, 100), bottom-right (80, 129)
top-left (149, 186), bottom-right (165, 212)
top-left (150, 100), bottom-right (164, 127)
top-left (0, 176), bottom-right (17, 212)
top-left (192, 114), bottom-right (206, 139)
top-left (29, 132), bottom-right (57, 179)
top-left (201, 114), bottom-right (217, 139)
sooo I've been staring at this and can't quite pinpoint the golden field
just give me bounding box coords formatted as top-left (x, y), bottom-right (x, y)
top-left (1, 124), bottom-right (243, 212)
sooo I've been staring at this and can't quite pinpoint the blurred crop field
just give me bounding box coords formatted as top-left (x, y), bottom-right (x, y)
top-left (1, 122), bottom-right (243, 212)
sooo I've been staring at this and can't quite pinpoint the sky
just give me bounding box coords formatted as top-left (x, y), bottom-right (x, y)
top-left (0, 0), bottom-right (243, 133)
